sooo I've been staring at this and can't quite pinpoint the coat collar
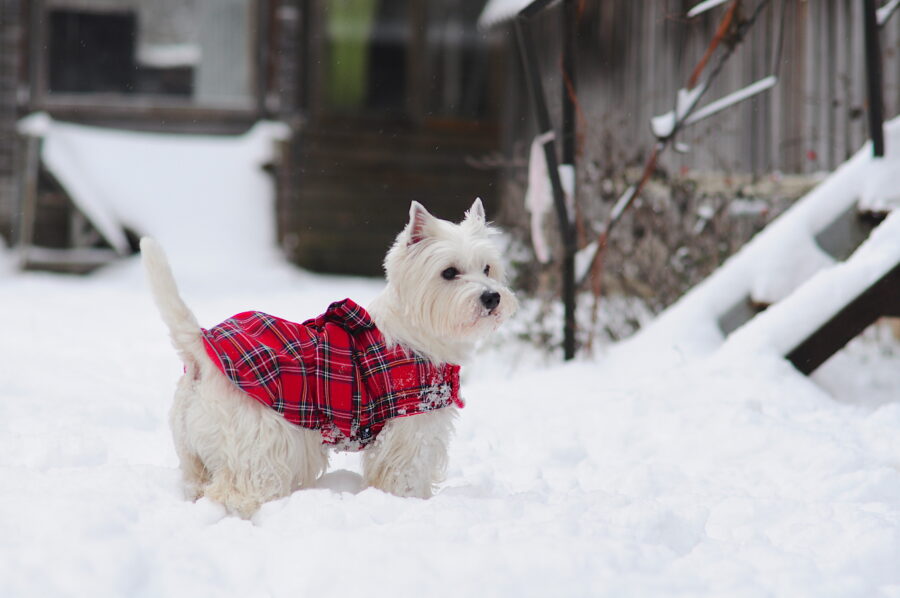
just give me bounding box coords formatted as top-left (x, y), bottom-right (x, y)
top-left (322, 298), bottom-right (378, 333)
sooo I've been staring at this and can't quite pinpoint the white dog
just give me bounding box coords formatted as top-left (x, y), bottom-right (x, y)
top-left (141, 199), bottom-right (516, 517)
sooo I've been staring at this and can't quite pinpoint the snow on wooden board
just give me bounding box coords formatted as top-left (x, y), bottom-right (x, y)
top-left (650, 85), bottom-right (706, 139)
top-left (651, 77), bottom-right (776, 140)
top-left (859, 153), bottom-right (900, 213)
top-left (478, 0), bottom-right (535, 27)
top-left (721, 209), bottom-right (900, 359)
top-left (18, 112), bottom-right (130, 254)
top-left (17, 112), bottom-right (290, 274)
top-left (687, 0), bottom-right (732, 18)
top-left (684, 76), bottom-right (777, 126)
top-left (878, 0), bottom-right (900, 25)
top-left (623, 115), bottom-right (900, 365)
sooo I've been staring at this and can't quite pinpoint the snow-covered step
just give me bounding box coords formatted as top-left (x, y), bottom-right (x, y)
top-left (719, 199), bottom-right (890, 335)
top-left (624, 116), bottom-right (900, 366)
top-left (718, 210), bottom-right (900, 374)
top-left (813, 204), bottom-right (884, 262)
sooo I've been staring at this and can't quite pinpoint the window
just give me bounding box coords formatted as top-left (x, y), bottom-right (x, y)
top-left (321, 0), bottom-right (490, 121)
top-left (423, 0), bottom-right (490, 120)
top-left (43, 0), bottom-right (255, 109)
top-left (324, 0), bottom-right (409, 115)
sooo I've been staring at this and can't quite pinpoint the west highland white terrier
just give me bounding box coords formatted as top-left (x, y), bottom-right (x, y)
top-left (141, 199), bottom-right (516, 517)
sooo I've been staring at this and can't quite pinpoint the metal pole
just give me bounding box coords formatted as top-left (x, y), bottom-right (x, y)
top-left (863, 0), bottom-right (885, 157)
top-left (561, 0), bottom-right (576, 167)
top-left (515, 14), bottom-right (577, 360)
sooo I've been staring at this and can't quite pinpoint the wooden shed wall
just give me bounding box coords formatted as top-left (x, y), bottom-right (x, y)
top-left (283, 121), bottom-right (499, 275)
top-left (508, 0), bottom-right (900, 176)
top-left (0, 0), bottom-right (22, 239)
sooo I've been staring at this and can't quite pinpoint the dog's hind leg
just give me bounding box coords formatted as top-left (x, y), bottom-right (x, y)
top-left (170, 370), bottom-right (211, 501)
top-left (203, 422), bottom-right (329, 518)
top-left (178, 451), bottom-right (210, 501)
top-left (191, 373), bottom-right (330, 518)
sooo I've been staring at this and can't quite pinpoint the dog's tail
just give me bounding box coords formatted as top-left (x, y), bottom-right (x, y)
top-left (140, 237), bottom-right (206, 365)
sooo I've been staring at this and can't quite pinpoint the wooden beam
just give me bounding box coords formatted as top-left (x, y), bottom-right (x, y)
top-left (863, 0), bottom-right (885, 157)
top-left (786, 261), bottom-right (900, 375)
top-left (561, 0), bottom-right (577, 168)
top-left (16, 136), bottom-right (40, 269)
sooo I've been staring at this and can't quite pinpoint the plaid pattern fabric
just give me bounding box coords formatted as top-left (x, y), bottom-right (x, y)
top-left (200, 299), bottom-right (462, 451)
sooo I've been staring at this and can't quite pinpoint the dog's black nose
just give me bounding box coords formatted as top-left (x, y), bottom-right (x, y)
top-left (481, 291), bottom-right (501, 311)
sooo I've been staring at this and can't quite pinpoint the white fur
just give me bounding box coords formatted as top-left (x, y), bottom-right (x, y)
top-left (141, 199), bottom-right (516, 517)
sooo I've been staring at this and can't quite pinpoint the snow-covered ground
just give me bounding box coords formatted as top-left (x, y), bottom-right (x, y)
top-left (1, 245), bottom-right (898, 597)
top-left (2, 114), bottom-right (900, 596)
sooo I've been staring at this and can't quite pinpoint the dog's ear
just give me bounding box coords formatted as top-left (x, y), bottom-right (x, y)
top-left (408, 201), bottom-right (435, 245)
top-left (464, 197), bottom-right (486, 226)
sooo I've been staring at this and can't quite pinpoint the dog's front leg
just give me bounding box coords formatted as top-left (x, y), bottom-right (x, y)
top-left (362, 408), bottom-right (456, 498)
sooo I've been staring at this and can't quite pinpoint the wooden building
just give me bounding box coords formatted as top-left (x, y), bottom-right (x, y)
top-left (0, 0), bottom-right (504, 275)
top-left (4, 0), bottom-right (898, 277)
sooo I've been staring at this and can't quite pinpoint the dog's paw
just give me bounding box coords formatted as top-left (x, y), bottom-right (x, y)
top-left (366, 468), bottom-right (435, 499)
top-left (204, 478), bottom-right (263, 519)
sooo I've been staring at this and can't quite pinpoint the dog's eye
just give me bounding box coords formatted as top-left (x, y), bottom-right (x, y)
top-left (441, 267), bottom-right (460, 280)
top-left (484, 265), bottom-right (491, 276)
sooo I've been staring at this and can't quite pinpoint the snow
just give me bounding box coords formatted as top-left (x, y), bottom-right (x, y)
top-left (19, 113), bottom-right (129, 254)
top-left (17, 113), bottom-right (290, 277)
top-left (559, 163), bottom-right (576, 220)
top-left (859, 154), bottom-right (900, 213)
top-left (2, 254), bottom-right (899, 596)
top-left (650, 111), bottom-right (677, 139)
top-left (684, 76), bottom-right (777, 127)
top-left (687, 0), bottom-right (733, 18)
top-left (722, 210), bottom-right (900, 358)
top-left (626, 115), bottom-right (900, 362)
top-left (3, 117), bottom-right (900, 597)
top-left (477, 0), bottom-right (534, 28)
top-left (574, 239), bottom-right (598, 283)
top-left (651, 85), bottom-right (707, 139)
top-left (611, 184), bottom-right (637, 223)
top-left (137, 43), bottom-right (202, 68)
top-left (878, 0), bottom-right (900, 25)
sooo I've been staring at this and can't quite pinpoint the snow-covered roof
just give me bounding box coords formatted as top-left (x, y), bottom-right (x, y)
top-left (478, 0), bottom-right (536, 28)
top-left (17, 113), bottom-right (290, 272)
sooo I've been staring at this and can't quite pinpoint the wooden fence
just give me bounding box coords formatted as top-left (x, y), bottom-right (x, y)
top-left (528, 0), bottom-right (900, 175)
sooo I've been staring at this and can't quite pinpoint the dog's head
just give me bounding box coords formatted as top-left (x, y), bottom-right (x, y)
top-left (382, 199), bottom-right (517, 351)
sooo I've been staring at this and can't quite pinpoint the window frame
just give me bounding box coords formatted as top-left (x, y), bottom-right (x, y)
top-left (28, 0), bottom-right (269, 123)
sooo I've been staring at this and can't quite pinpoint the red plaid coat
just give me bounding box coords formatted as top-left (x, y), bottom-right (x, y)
top-left (200, 299), bottom-right (462, 451)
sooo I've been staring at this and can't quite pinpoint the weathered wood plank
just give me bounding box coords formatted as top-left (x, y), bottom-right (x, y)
top-left (786, 262), bottom-right (900, 374)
